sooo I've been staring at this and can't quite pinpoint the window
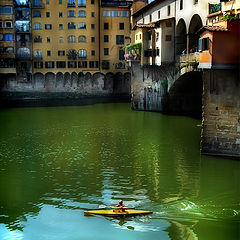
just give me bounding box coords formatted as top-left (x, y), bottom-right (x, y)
top-left (4, 34), bottom-right (14, 41)
top-left (59, 12), bottom-right (63, 17)
top-left (68, 35), bottom-right (76, 43)
top-left (34, 36), bottom-right (42, 42)
top-left (45, 24), bottom-right (52, 30)
top-left (104, 35), bottom-right (109, 42)
top-left (102, 61), bottom-right (109, 70)
top-left (149, 14), bottom-right (152, 22)
top-left (78, 49), bottom-right (86, 59)
top-left (91, 0), bottom-right (94, 4)
top-left (89, 61), bottom-right (98, 68)
top-left (158, 10), bottom-right (160, 19)
top-left (67, 49), bottom-right (77, 59)
top-left (198, 37), bottom-right (209, 52)
top-left (33, 10), bottom-right (41, 17)
top-left (33, 23), bottom-right (42, 30)
top-left (78, 22), bottom-right (86, 29)
top-left (103, 11), bottom-right (111, 17)
top-left (33, 50), bottom-right (42, 59)
top-left (168, 5), bottom-right (171, 16)
top-left (91, 24), bottom-right (95, 29)
top-left (165, 35), bottom-right (172, 41)
top-left (116, 35), bottom-right (124, 44)
top-left (78, 10), bottom-right (86, 17)
top-left (78, 0), bottom-right (86, 7)
top-left (78, 61), bottom-right (87, 68)
top-left (45, 61), bottom-right (54, 68)
top-left (68, 61), bottom-right (77, 68)
top-left (104, 48), bottom-right (109, 56)
top-left (119, 49), bottom-right (124, 60)
top-left (58, 50), bottom-right (65, 56)
top-left (112, 11), bottom-right (120, 17)
top-left (16, 21), bottom-right (30, 32)
top-left (148, 32), bottom-right (151, 40)
top-left (34, 62), bottom-right (43, 68)
top-left (17, 47), bottom-right (30, 57)
top-left (59, 0), bottom-right (62, 4)
top-left (59, 37), bottom-right (63, 43)
top-left (104, 22), bottom-right (108, 29)
top-left (78, 35), bottom-right (86, 42)
top-left (46, 12), bottom-right (50, 17)
top-left (68, 10), bottom-right (76, 17)
top-left (91, 37), bottom-right (95, 42)
top-left (5, 21), bottom-right (12, 28)
top-left (91, 12), bottom-right (95, 17)
top-left (121, 11), bottom-right (128, 17)
top-left (0, 22), bottom-right (3, 28)
top-left (0, 47), bottom-right (14, 54)
top-left (68, 0), bottom-right (75, 7)
top-left (47, 37), bottom-right (50, 42)
top-left (46, 0), bottom-right (49, 4)
top-left (194, 0), bottom-right (198, 4)
top-left (91, 50), bottom-right (95, 56)
top-left (180, 0), bottom-right (183, 10)
top-left (47, 50), bottom-right (51, 56)
top-left (119, 23), bottom-right (124, 30)
top-left (56, 61), bottom-right (66, 68)
top-left (115, 62), bottom-right (125, 69)
top-left (0, 6), bottom-right (13, 14)
top-left (59, 24), bottom-right (63, 30)
top-left (68, 22), bottom-right (76, 29)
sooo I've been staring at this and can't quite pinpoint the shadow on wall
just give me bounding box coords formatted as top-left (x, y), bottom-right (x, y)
top-left (0, 71), bottom-right (131, 97)
top-left (166, 71), bottom-right (203, 119)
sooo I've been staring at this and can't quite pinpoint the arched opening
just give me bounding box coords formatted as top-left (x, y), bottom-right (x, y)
top-left (188, 14), bottom-right (203, 53)
top-left (167, 71), bottom-right (203, 118)
top-left (176, 19), bottom-right (187, 55)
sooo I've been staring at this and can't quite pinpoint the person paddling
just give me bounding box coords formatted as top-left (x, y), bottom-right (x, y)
top-left (114, 200), bottom-right (126, 212)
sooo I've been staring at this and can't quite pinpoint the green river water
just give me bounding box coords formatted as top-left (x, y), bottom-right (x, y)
top-left (0, 102), bottom-right (239, 240)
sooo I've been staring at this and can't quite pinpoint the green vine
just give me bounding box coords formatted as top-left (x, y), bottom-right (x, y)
top-left (221, 12), bottom-right (240, 21)
top-left (123, 43), bottom-right (142, 56)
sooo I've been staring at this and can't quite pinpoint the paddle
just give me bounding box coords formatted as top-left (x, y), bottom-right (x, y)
top-left (99, 205), bottom-right (135, 210)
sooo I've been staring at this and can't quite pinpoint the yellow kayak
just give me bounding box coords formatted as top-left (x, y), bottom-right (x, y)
top-left (84, 209), bottom-right (153, 217)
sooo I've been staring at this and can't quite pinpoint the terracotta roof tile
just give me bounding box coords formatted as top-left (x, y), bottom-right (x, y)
top-left (197, 25), bottom-right (230, 34)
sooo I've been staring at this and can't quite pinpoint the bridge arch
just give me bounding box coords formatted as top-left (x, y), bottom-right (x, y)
top-left (176, 18), bottom-right (187, 55)
top-left (188, 14), bottom-right (203, 53)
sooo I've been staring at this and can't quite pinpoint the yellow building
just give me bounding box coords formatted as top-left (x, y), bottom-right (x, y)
top-left (32, 0), bottom-right (132, 75)
top-left (0, 0), bottom-right (16, 74)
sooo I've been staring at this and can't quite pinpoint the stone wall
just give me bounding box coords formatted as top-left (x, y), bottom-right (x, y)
top-left (0, 71), bottom-right (131, 97)
top-left (201, 69), bottom-right (240, 158)
top-left (131, 61), bottom-right (175, 111)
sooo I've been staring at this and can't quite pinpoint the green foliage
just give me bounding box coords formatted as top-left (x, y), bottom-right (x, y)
top-left (221, 12), bottom-right (240, 21)
top-left (123, 43), bottom-right (142, 56)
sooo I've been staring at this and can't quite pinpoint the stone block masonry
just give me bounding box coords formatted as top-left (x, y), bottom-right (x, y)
top-left (201, 69), bottom-right (240, 158)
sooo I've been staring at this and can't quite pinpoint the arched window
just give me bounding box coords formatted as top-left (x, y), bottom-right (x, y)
top-left (78, 35), bottom-right (86, 42)
top-left (78, 10), bottom-right (86, 17)
top-left (33, 49), bottom-right (42, 59)
top-left (67, 49), bottom-right (77, 59)
top-left (67, 0), bottom-right (75, 7)
top-left (68, 10), bottom-right (76, 17)
top-left (33, 23), bottom-right (42, 30)
top-left (68, 22), bottom-right (76, 29)
top-left (78, 22), bottom-right (86, 29)
top-left (68, 35), bottom-right (76, 43)
top-left (17, 47), bottom-right (30, 57)
top-left (78, 49), bottom-right (86, 59)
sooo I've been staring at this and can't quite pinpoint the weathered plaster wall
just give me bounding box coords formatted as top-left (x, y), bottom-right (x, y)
top-left (201, 69), bottom-right (240, 158)
top-left (0, 72), bottom-right (131, 97)
top-left (131, 62), bottom-right (174, 111)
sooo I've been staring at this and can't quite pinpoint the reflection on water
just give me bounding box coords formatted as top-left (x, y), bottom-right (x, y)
top-left (0, 103), bottom-right (239, 240)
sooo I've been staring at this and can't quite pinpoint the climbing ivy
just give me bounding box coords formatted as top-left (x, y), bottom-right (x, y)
top-left (123, 43), bottom-right (142, 56)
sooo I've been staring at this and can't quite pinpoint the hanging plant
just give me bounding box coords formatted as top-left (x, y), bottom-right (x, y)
top-left (221, 12), bottom-right (240, 21)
